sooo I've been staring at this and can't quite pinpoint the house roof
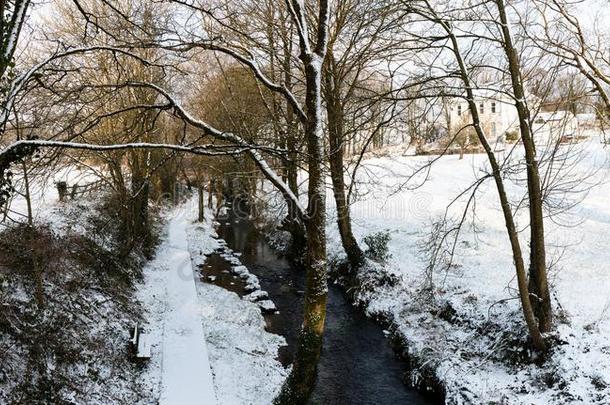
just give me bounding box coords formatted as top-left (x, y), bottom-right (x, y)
top-left (449, 87), bottom-right (540, 106)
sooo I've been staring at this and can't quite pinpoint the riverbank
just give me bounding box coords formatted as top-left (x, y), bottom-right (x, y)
top-left (138, 198), bottom-right (288, 404)
top-left (185, 202), bottom-right (288, 404)
top-left (218, 200), bottom-right (436, 404)
top-left (0, 189), bottom-right (154, 403)
top-left (322, 140), bottom-right (610, 404)
top-left (262, 225), bottom-right (445, 404)
top-left (257, 138), bottom-right (610, 404)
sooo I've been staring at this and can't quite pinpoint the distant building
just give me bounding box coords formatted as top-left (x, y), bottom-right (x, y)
top-left (448, 89), bottom-right (580, 144)
top-left (532, 111), bottom-right (580, 142)
top-left (448, 90), bottom-right (520, 144)
top-left (575, 113), bottom-right (598, 131)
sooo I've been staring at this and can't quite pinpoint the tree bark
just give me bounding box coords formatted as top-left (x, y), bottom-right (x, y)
top-left (208, 178), bottom-right (214, 209)
top-left (275, 1), bottom-right (330, 402)
top-left (495, 0), bottom-right (552, 334)
top-left (198, 185), bottom-right (204, 222)
top-left (22, 160), bottom-right (32, 226)
top-left (324, 54), bottom-right (364, 268)
top-left (275, 56), bottom-right (328, 405)
top-left (129, 150), bottom-right (152, 258)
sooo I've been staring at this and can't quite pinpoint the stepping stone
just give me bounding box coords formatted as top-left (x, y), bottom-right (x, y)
top-left (244, 290), bottom-right (269, 302)
top-left (258, 300), bottom-right (277, 313)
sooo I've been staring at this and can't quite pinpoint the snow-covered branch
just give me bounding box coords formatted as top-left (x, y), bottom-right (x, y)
top-left (1, 0), bottom-right (30, 70)
top-left (124, 80), bottom-right (306, 217)
top-left (1, 45), bottom-right (161, 128)
top-left (0, 139), bottom-right (249, 157)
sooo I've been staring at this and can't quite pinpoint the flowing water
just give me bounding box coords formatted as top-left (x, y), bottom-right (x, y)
top-left (200, 206), bottom-right (436, 405)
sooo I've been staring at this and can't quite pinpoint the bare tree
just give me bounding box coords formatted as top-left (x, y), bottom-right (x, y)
top-left (0, 0), bottom-right (333, 401)
top-left (403, 0), bottom-right (553, 351)
top-left (321, 0), bottom-right (404, 268)
top-left (530, 0), bottom-right (610, 134)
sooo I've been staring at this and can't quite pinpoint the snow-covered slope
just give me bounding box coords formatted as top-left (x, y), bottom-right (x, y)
top-left (324, 138), bottom-right (610, 404)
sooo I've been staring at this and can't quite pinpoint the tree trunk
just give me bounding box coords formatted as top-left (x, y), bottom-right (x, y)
top-left (275, 14), bottom-right (329, 399)
top-left (215, 179), bottom-right (224, 215)
top-left (22, 160), bottom-right (33, 226)
top-left (132, 178), bottom-right (151, 257)
top-left (495, 0), bottom-right (552, 335)
top-left (208, 178), bottom-right (214, 209)
top-left (198, 185), bottom-right (204, 222)
top-left (281, 27), bottom-right (304, 247)
top-left (130, 151), bottom-right (152, 258)
top-left (442, 23), bottom-right (547, 351)
top-left (324, 55), bottom-right (364, 268)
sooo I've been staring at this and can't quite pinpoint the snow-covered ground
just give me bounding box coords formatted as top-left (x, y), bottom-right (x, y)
top-left (187, 207), bottom-right (288, 404)
top-left (322, 137), bottom-right (610, 404)
top-left (3, 164), bottom-right (287, 404)
top-left (5, 164), bottom-right (100, 223)
top-left (136, 201), bottom-right (216, 405)
top-left (1, 182), bottom-right (153, 404)
top-left (138, 198), bottom-right (287, 405)
top-left (8, 136), bottom-right (609, 404)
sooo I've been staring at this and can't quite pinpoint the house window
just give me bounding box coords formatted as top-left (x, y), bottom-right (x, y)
top-left (492, 122), bottom-right (497, 137)
top-left (457, 105), bottom-right (462, 116)
top-left (479, 102), bottom-right (484, 113)
top-left (491, 102), bottom-right (496, 113)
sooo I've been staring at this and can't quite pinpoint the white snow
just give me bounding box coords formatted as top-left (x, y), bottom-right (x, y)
top-left (5, 165), bottom-right (100, 225)
top-left (318, 137), bottom-right (610, 403)
top-left (232, 265), bottom-right (249, 276)
top-left (185, 201), bottom-right (288, 404)
top-left (137, 333), bottom-right (153, 359)
top-left (258, 300), bottom-right (277, 313)
top-left (244, 290), bottom-right (269, 302)
top-left (138, 197), bottom-right (286, 404)
top-left (137, 201), bottom-right (217, 405)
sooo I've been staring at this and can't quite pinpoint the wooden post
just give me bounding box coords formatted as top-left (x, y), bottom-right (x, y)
top-left (198, 186), bottom-right (205, 222)
top-left (56, 181), bottom-right (68, 202)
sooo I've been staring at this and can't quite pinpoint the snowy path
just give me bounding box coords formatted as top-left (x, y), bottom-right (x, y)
top-left (139, 204), bottom-right (217, 405)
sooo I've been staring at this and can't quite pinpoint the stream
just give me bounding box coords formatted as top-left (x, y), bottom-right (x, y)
top-left (200, 204), bottom-right (435, 405)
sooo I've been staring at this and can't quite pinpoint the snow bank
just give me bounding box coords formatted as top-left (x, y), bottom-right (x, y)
top-left (323, 138), bottom-right (610, 403)
top-left (186, 199), bottom-right (288, 404)
top-left (0, 193), bottom-right (154, 404)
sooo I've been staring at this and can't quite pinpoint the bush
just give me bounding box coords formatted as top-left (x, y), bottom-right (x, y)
top-left (363, 230), bottom-right (392, 263)
top-left (0, 197), bottom-right (150, 404)
top-left (505, 130), bottom-right (519, 142)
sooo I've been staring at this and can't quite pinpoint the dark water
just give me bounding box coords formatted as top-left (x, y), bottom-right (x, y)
top-left (199, 252), bottom-right (249, 297)
top-left (200, 207), bottom-right (435, 405)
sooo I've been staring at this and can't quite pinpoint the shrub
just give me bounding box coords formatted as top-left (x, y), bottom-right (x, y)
top-left (363, 230), bottom-right (392, 263)
top-left (0, 197), bottom-right (150, 404)
top-left (505, 130), bottom-right (519, 142)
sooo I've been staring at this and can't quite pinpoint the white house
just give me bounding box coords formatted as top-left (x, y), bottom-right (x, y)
top-left (448, 90), bottom-right (520, 143)
top-left (448, 89), bottom-right (579, 144)
top-left (576, 113), bottom-right (598, 131)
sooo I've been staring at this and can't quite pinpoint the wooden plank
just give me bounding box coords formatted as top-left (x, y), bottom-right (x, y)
top-left (137, 332), bottom-right (152, 359)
